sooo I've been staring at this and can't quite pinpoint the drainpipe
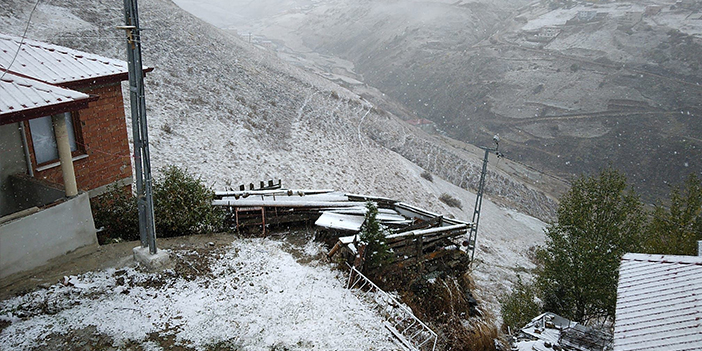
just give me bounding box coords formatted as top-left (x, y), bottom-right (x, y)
top-left (18, 122), bottom-right (34, 177)
top-left (52, 113), bottom-right (78, 197)
top-left (698, 241), bottom-right (702, 257)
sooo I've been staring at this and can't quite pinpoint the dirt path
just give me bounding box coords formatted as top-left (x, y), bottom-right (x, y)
top-left (0, 233), bottom-right (239, 301)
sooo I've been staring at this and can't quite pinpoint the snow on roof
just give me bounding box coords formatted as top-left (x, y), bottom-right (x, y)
top-left (315, 212), bottom-right (366, 232)
top-left (0, 33), bottom-right (129, 86)
top-left (0, 72), bottom-right (93, 124)
top-left (613, 253), bottom-right (702, 351)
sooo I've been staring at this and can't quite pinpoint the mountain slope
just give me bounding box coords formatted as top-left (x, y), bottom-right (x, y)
top-left (2, 0), bottom-right (548, 328)
top-left (173, 0), bottom-right (702, 203)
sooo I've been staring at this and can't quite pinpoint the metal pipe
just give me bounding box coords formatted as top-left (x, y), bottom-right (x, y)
top-left (18, 122), bottom-right (34, 177)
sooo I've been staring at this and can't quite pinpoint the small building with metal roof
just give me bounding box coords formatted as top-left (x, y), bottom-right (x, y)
top-left (0, 33), bottom-right (150, 281)
top-left (613, 253), bottom-right (702, 351)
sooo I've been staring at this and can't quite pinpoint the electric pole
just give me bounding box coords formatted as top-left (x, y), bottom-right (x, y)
top-left (121, 0), bottom-right (157, 254)
top-left (467, 135), bottom-right (503, 263)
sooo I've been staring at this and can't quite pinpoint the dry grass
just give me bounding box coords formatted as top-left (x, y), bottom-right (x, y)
top-left (420, 170), bottom-right (434, 182)
top-left (439, 193), bottom-right (462, 209)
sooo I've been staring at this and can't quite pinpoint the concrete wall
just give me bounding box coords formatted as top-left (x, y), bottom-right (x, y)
top-left (0, 193), bottom-right (97, 279)
top-left (0, 123), bottom-right (29, 216)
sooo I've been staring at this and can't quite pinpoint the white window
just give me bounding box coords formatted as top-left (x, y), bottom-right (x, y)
top-left (29, 113), bottom-right (78, 164)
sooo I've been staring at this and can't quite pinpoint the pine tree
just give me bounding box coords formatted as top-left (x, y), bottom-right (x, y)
top-left (360, 202), bottom-right (393, 271)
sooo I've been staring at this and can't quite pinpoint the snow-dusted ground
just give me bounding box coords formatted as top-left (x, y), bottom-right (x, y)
top-left (0, 239), bottom-right (398, 351)
top-left (0, 0), bottom-right (549, 342)
top-left (396, 158), bottom-right (546, 320)
top-left (522, 3), bottom-right (647, 31)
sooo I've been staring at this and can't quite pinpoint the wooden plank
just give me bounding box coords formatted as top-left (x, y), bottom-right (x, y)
top-left (395, 215), bottom-right (443, 233)
top-left (327, 241), bottom-right (342, 259)
top-left (215, 188), bottom-right (335, 198)
top-left (386, 224), bottom-right (467, 241)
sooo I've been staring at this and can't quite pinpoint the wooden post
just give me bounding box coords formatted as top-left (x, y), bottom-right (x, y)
top-left (52, 114), bottom-right (78, 197)
top-left (354, 243), bottom-right (366, 271)
top-left (327, 241), bottom-right (342, 260)
top-left (416, 235), bottom-right (424, 274)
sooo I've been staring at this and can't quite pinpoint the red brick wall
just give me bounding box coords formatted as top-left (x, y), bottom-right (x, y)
top-left (29, 82), bottom-right (133, 192)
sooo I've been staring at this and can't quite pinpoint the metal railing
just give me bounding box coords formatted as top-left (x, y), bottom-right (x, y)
top-left (345, 264), bottom-right (437, 351)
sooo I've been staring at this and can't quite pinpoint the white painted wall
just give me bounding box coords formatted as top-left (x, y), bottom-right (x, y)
top-left (0, 193), bottom-right (98, 279)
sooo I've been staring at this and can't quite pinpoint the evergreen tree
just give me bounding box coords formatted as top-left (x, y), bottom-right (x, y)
top-left (360, 202), bottom-right (393, 271)
top-left (645, 174), bottom-right (702, 255)
top-left (536, 168), bottom-right (645, 325)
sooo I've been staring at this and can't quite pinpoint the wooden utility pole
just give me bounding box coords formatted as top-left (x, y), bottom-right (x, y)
top-left (121, 0), bottom-right (157, 254)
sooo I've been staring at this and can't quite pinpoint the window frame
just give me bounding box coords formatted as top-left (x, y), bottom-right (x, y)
top-left (26, 111), bottom-right (86, 168)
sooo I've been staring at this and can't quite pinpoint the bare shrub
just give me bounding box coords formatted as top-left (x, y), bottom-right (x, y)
top-left (161, 123), bottom-right (173, 134)
top-left (420, 170), bottom-right (433, 182)
top-left (439, 193), bottom-right (462, 209)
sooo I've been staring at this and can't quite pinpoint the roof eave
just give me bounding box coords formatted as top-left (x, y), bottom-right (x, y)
top-left (0, 95), bottom-right (98, 126)
top-left (60, 66), bottom-right (155, 89)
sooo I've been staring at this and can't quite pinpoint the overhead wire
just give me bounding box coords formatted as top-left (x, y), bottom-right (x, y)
top-left (1, 0), bottom-right (41, 80)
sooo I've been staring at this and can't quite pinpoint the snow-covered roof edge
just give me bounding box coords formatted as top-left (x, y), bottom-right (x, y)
top-left (0, 72), bottom-right (95, 125)
top-left (614, 252), bottom-right (702, 351)
top-left (622, 252), bottom-right (702, 265)
top-left (0, 33), bottom-right (151, 87)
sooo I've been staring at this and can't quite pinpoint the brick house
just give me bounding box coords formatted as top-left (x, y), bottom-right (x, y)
top-left (0, 34), bottom-right (153, 197)
top-left (0, 33), bottom-right (151, 279)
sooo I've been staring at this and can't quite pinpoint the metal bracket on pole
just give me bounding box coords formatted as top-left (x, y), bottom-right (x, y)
top-left (121, 0), bottom-right (157, 254)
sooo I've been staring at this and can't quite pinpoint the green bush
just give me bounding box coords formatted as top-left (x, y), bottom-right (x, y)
top-left (537, 167), bottom-right (644, 324)
top-left (153, 165), bottom-right (224, 237)
top-left (499, 275), bottom-right (541, 333)
top-left (91, 184), bottom-right (139, 244)
top-left (645, 174), bottom-right (702, 256)
top-left (91, 165), bottom-right (225, 243)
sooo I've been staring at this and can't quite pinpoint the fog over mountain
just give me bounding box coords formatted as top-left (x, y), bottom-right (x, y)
top-left (174, 0), bottom-right (702, 203)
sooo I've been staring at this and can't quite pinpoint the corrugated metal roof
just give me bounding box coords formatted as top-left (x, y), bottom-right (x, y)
top-left (315, 212), bottom-right (366, 232)
top-left (0, 33), bottom-right (128, 85)
top-left (614, 253), bottom-right (702, 351)
top-left (0, 72), bottom-right (91, 122)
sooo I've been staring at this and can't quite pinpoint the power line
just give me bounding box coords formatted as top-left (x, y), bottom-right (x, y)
top-left (1, 0), bottom-right (41, 80)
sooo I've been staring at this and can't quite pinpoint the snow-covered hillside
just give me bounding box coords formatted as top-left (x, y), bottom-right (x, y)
top-left (1, 0), bottom-right (548, 331)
